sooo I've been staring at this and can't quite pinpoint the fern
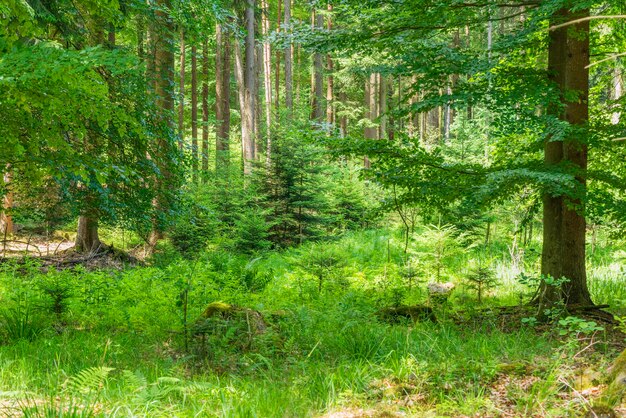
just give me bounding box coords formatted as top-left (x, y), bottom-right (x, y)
top-left (63, 367), bottom-right (114, 396)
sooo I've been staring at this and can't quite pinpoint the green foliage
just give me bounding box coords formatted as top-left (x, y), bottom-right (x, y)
top-left (464, 263), bottom-right (498, 304)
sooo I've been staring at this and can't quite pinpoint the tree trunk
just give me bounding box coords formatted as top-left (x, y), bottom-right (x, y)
top-left (275, 0), bottom-right (281, 113)
top-left (202, 39), bottom-right (210, 177)
top-left (326, 3), bottom-right (334, 126)
top-left (215, 24), bottom-right (231, 171)
top-left (178, 30), bottom-right (185, 151)
top-left (540, 7), bottom-right (592, 307)
top-left (191, 44), bottom-right (198, 182)
top-left (284, 0), bottom-right (293, 113)
top-left (0, 169), bottom-right (14, 236)
top-left (261, 0), bottom-right (272, 166)
top-left (75, 215), bottom-right (101, 253)
top-left (378, 73), bottom-right (387, 139)
top-left (613, 66), bottom-right (623, 125)
top-left (149, 0), bottom-right (176, 248)
top-left (311, 9), bottom-right (324, 121)
top-left (242, 0), bottom-right (256, 175)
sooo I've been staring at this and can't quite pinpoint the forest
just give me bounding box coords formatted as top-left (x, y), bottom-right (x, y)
top-left (1, 0), bottom-right (626, 416)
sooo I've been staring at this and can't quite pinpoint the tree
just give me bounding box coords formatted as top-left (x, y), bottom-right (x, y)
top-left (539, 7), bottom-right (592, 307)
top-left (215, 22), bottom-right (231, 171)
top-left (149, 0), bottom-right (178, 248)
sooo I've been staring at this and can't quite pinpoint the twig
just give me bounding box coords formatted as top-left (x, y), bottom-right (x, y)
top-left (549, 15), bottom-right (626, 31)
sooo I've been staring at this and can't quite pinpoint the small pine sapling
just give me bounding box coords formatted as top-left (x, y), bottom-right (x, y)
top-left (465, 263), bottom-right (497, 304)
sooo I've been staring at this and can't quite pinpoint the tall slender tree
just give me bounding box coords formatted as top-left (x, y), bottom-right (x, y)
top-left (191, 44), bottom-right (199, 182)
top-left (215, 24), bottom-right (231, 171)
top-left (284, 0), bottom-right (293, 113)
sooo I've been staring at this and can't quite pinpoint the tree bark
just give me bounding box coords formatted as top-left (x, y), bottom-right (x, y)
top-left (540, 7), bottom-right (592, 307)
top-left (326, 3), bottom-right (334, 126)
top-left (0, 169), bottom-right (14, 236)
top-left (261, 0), bottom-right (272, 166)
top-left (191, 44), bottom-right (199, 183)
top-left (178, 30), bottom-right (185, 151)
top-left (149, 0), bottom-right (176, 248)
top-left (202, 39), bottom-right (210, 177)
top-left (242, 0), bottom-right (256, 175)
top-left (275, 0), bottom-right (281, 113)
top-left (284, 0), bottom-right (293, 113)
top-left (75, 215), bottom-right (101, 253)
top-left (215, 24), bottom-right (231, 171)
top-left (311, 9), bottom-right (324, 121)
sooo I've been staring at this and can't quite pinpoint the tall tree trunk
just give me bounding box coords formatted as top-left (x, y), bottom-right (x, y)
top-left (191, 44), bottom-right (199, 182)
top-left (284, 0), bottom-right (293, 113)
top-left (261, 0), bottom-right (272, 166)
top-left (311, 9), bottom-right (324, 121)
top-left (364, 73), bottom-right (378, 168)
top-left (178, 30), bottom-right (185, 151)
top-left (326, 3), bottom-right (334, 126)
top-left (215, 24), bottom-right (231, 171)
top-left (202, 39), bottom-right (210, 177)
top-left (275, 0), bottom-right (281, 113)
top-left (149, 0), bottom-right (176, 248)
top-left (242, 0), bottom-right (256, 175)
top-left (540, 7), bottom-right (592, 307)
top-left (378, 73), bottom-right (387, 139)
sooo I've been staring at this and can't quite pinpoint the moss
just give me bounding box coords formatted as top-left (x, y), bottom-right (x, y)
top-left (597, 349), bottom-right (626, 408)
top-left (199, 301), bottom-right (232, 318)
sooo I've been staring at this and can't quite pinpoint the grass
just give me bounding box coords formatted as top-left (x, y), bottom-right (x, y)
top-left (0, 228), bottom-right (623, 417)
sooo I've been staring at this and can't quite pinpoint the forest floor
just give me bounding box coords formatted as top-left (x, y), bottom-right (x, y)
top-left (0, 229), bottom-right (624, 417)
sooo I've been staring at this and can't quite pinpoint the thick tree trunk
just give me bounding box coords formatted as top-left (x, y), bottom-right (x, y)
top-left (191, 44), bottom-right (198, 182)
top-left (149, 0), bottom-right (176, 248)
top-left (284, 0), bottom-right (293, 113)
top-left (215, 24), bottom-right (231, 171)
top-left (202, 39), bottom-right (210, 177)
top-left (75, 215), bottom-right (102, 253)
top-left (178, 30), bottom-right (185, 151)
top-left (540, 8), bottom-right (592, 307)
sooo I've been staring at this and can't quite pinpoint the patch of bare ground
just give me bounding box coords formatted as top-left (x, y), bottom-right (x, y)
top-left (0, 241), bottom-right (143, 271)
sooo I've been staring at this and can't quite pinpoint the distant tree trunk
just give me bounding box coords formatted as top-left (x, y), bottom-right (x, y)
top-left (261, 0), bottom-right (272, 166)
top-left (242, 0), bottom-right (256, 175)
top-left (326, 3), bottom-right (334, 126)
top-left (149, 0), bottom-right (176, 248)
top-left (191, 44), bottom-right (199, 182)
top-left (613, 66), bottom-right (623, 125)
top-left (255, 43), bottom-right (262, 160)
top-left (275, 0), bottom-right (281, 113)
top-left (539, 7), bottom-right (592, 307)
top-left (378, 74), bottom-right (387, 139)
top-left (284, 0), bottom-right (293, 113)
top-left (215, 24), bottom-right (231, 171)
top-left (202, 39), bottom-right (210, 177)
top-left (364, 73), bottom-right (379, 168)
top-left (311, 9), bottom-right (324, 121)
top-left (339, 90), bottom-right (347, 137)
top-left (0, 169), bottom-right (14, 236)
top-left (178, 30), bottom-right (185, 151)
top-left (137, 14), bottom-right (145, 59)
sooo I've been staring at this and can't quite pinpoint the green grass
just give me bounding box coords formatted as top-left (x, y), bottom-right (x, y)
top-left (0, 228), bottom-right (622, 417)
